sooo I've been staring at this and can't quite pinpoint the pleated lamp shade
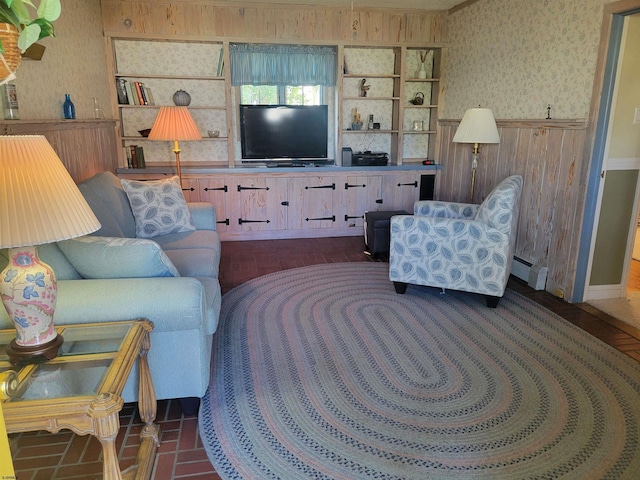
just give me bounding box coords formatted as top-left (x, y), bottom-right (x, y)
top-left (453, 108), bottom-right (500, 144)
top-left (0, 135), bottom-right (101, 248)
top-left (148, 106), bottom-right (201, 141)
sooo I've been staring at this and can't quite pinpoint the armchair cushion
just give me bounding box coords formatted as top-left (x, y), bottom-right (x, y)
top-left (58, 236), bottom-right (180, 279)
top-left (120, 176), bottom-right (196, 239)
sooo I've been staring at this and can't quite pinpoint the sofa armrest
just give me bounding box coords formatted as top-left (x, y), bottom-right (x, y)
top-left (414, 201), bottom-right (479, 219)
top-left (188, 202), bottom-right (217, 230)
top-left (53, 277), bottom-right (217, 335)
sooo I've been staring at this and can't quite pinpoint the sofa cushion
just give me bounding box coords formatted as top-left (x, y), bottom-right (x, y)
top-left (120, 176), bottom-right (196, 239)
top-left (1, 245), bottom-right (82, 281)
top-left (164, 248), bottom-right (220, 278)
top-left (153, 229), bottom-right (221, 252)
top-left (77, 172), bottom-right (136, 238)
top-left (58, 236), bottom-right (180, 279)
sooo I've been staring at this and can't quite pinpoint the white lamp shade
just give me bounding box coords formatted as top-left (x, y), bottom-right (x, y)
top-left (453, 108), bottom-right (500, 144)
top-left (148, 106), bottom-right (201, 141)
top-left (0, 135), bottom-right (101, 248)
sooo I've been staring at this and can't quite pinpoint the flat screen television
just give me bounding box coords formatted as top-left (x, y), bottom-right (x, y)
top-left (240, 105), bottom-right (328, 161)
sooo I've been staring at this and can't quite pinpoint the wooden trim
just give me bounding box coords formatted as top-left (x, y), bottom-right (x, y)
top-left (439, 118), bottom-right (588, 129)
top-left (0, 119), bottom-right (118, 133)
top-left (448, 0), bottom-right (483, 16)
top-left (101, 1), bottom-right (448, 45)
top-left (0, 120), bottom-right (120, 183)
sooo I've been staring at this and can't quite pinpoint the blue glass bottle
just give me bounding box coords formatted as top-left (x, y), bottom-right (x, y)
top-left (63, 94), bottom-right (76, 119)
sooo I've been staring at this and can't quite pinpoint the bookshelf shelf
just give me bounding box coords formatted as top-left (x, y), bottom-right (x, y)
top-left (116, 73), bottom-right (224, 81)
top-left (118, 105), bottom-right (226, 110)
top-left (122, 136), bottom-right (228, 141)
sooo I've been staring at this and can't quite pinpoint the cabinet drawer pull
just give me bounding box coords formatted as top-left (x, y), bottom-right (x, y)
top-left (375, 199), bottom-right (383, 204)
top-left (344, 214), bottom-right (363, 221)
top-left (217, 219), bottom-right (230, 225)
top-left (345, 183), bottom-right (366, 189)
top-left (397, 181), bottom-right (418, 188)
top-left (182, 187), bottom-right (195, 192)
top-left (306, 216), bottom-right (335, 222)
top-left (281, 201), bottom-right (289, 206)
top-left (238, 218), bottom-right (271, 224)
top-left (204, 185), bottom-right (228, 192)
top-left (238, 185), bottom-right (270, 191)
top-left (305, 183), bottom-right (335, 190)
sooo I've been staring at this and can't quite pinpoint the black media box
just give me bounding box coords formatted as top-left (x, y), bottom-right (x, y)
top-left (352, 151), bottom-right (388, 166)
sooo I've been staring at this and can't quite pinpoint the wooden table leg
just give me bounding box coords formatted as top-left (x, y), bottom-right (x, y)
top-left (91, 393), bottom-right (124, 480)
top-left (132, 329), bottom-right (160, 480)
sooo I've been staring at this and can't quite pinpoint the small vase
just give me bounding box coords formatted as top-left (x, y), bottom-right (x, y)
top-left (173, 89), bottom-right (191, 106)
top-left (63, 93), bottom-right (76, 119)
top-left (417, 62), bottom-right (427, 79)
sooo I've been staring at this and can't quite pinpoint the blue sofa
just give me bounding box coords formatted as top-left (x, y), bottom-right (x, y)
top-left (0, 172), bottom-right (221, 404)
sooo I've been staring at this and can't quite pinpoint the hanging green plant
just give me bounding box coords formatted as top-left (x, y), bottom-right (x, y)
top-left (0, 0), bottom-right (61, 54)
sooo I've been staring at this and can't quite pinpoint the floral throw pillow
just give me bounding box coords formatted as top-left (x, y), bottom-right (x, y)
top-left (120, 176), bottom-right (196, 239)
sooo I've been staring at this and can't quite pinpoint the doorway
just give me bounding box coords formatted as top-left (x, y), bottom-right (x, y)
top-left (583, 9), bottom-right (640, 329)
top-left (574, 5), bottom-right (640, 327)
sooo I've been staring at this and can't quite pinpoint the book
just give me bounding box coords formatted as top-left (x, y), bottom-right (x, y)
top-left (139, 82), bottom-right (149, 105)
top-left (129, 145), bottom-right (138, 168)
top-left (124, 80), bottom-right (137, 105)
top-left (134, 82), bottom-right (146, 105)
top-left (116, 78), bottom-right (129, 104)
top-left (144, 86), bottom-right (155, 106)
top-left (135, 146), bottom-right (146, 168)
top-left (216, 48), bottom-right (224, 76)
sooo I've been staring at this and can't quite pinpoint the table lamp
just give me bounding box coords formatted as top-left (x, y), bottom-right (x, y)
top-left (0, 135), bottom-right (101, 364)
top-left (148, 106), bottom-right (201, 185)
top-left (452, 107), bottom-right (500, 201)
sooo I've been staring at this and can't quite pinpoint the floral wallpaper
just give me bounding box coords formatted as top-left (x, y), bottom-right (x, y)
top-left (12, 0), bottom-right (111, 120)
top-left (444, 0), bottom-right (609, 119)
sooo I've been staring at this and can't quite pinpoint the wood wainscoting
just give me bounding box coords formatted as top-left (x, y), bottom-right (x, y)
top-left (101, 1), bottom-right (446, 44)
top-left (1, 120), bottom-right (120, 183)
top-left (436, 119), bottom-right (589, 300)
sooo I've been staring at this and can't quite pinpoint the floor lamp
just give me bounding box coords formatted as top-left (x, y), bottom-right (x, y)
top-left (148, 106), bottom-right (201, 186)
top-left (0, 135), bottom-right (101, 364)
top-left (452, 107), bottom-right (500, 202)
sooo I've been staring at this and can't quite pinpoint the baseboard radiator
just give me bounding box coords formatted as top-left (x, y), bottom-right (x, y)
top-left (511, 256), bottom-right (548, 290)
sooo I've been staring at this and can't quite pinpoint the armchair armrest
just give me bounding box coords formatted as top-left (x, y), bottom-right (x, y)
top-left (188, 202), bottom-right (217, 230)
top-left (414, 201), bottom-right (478, 219)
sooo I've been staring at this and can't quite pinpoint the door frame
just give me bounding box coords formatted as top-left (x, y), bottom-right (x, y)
top-left (573, 0), bottom-right (640, 303)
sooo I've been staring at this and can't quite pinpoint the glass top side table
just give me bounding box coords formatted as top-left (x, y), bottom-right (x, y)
top-left (0, 319), bottom-right (159, 480)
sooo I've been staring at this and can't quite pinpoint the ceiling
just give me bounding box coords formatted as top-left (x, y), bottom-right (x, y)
top-left (240, 0), bottom-right (468, 11)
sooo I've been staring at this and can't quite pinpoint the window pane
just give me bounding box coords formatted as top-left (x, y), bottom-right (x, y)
top-left (241, 85), bottom-right (322, 105)
top-left (285, 85), bottom-right (321, 105)
top-left (241, 85), bottom-right (278, 104)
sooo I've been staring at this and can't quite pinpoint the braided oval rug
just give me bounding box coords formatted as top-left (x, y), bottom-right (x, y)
top-left (199, 263), bottom-right (640, 479)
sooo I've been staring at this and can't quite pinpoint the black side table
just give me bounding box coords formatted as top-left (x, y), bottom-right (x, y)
top-left (364, 210), bottom-right (410, 258)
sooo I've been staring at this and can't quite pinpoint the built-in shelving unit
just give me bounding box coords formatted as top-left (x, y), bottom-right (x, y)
top-left (338, 46), bottom-right (441, 166)
top-left (111, 39), bottom-right (232, 169)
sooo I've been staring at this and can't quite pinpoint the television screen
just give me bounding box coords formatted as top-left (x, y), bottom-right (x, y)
top-left (240, 105), bottom-right (328, 160)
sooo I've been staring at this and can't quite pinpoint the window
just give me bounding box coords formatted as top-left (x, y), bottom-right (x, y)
top-left (240, 85), bottom-right (323, 105)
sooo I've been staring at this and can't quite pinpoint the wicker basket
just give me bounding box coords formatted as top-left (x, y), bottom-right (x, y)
top-left (0, 23), bottom-right (21, 82)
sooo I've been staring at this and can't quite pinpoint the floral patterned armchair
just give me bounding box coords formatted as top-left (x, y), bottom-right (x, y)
top-left (389, 175), bottom-right (523, 307)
